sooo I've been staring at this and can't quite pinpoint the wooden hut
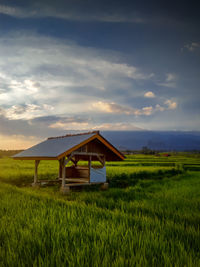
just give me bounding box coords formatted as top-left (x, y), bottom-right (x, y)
top-left (13, 131), bottom-right (125, 193)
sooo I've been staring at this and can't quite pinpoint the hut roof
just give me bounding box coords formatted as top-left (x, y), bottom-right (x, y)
top-left (13, 131), bottom-right (125, 161)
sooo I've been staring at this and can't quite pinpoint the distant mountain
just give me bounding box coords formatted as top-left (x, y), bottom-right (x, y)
top-left (102, 131), bottom-right (200, 151)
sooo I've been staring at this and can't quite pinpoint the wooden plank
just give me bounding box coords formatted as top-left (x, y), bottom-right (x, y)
top-left (64, 155), bottom-right (73, 166)
top-left (97, 155), bottom-right (104, 166)
top-left (72, 152), bottom-right (104, 156)
top-left (102, 155), bottom-right (106, 166)
top-left (88, 155), bottom-right (91, 182)
top-left (75, 166), bottom-right (89, 170)
top-left (64, 182), bottom-right (104, 187)
top-left (59, 177), bottom-right (89, 182)
top-left (58, 159), bottom-right (62, 178)
top-left (65, 178), bottom-right (89, 183)
top-left (70, 158), bottom-right (78, 166)
top-left (62, 157), bottom-right (66, 188)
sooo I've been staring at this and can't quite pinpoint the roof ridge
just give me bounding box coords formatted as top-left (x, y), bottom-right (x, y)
top-left (47, 131), bottom-right (99, 140)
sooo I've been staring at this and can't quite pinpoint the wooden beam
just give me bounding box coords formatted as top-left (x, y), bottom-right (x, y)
top-left (58, 159), bottom-right (62, 178)
top-left (72, 152), bottom-right (104, 157)
top-left (102, 155), bottom-right (106, 166)
top-left (33, 160), bottom-right (40, 185)
top-left (61, 157), bottom-right (66, 188)
top-left (65, 154), bottom-right (74, 166)
top-left (63, 182), bottom-right (103, 187)
top-left (97, 155), bottom-right (104, 166)
top-left (70, 158), bottom-right (78, 166)
top-left (88, 155), bottom-right (91, 183)
top-left (63, 178), bottom-right (89, 183)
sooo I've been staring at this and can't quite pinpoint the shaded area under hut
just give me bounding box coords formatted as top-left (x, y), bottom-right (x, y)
top-left (13, 131), bottom-right (125, 193)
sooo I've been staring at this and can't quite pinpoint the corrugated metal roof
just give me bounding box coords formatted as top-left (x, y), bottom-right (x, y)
top-left (13, 133), bottom-right (96, 158)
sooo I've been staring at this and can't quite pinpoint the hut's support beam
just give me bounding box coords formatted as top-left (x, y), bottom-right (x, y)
top-left (61, 157), bottom-right (66, 188)
top-left (32, 160), bottom-right (40, 186)
top-left (88, 155), bottom-right (91, 182)
top-left (71, 158), bottom-right (79, 166)
top-left (58, 159), bottom-right (62, 179)
top-left (60, 154), bottom-right (73, 194)
top-left (97, 155), bottom-right (105, 167)
top-left (102, 155), bottom-right (105, 166)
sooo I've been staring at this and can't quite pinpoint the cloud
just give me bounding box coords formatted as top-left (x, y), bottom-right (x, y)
top-left (92, 99), bottom-right (177, 116)
top-left (164, 99), bottom-right (177, 110)
top-left (158, 73), bottom-right (177, 88)
top-left (49, 119), bottom-right (143, 131)
top-left (0, 4), bottom-right (145, 23)
top-left (155, 100), bottom-right (177, 111)
top-left (166, 73), bottom-right (176, 82)
top-left (0, 31), bottom-right (180, 144)
top-left (92, 123), bottom-right (143, 131)
top-left (144, 91), bottom-right (155, 98)
top-left (155, 104), bottom-right (165, 112)
top-left (92, 101), bottom-right (154, 116)
top-left (0, 4), bottom-right (23, 17)
top-left (0, 32), bottom-right (154, 117)
top-left (139, 106), bottom-right (153, 116)
top-left (49, 121), bottom-right (89, 130)
top-left (1, 104), bottom-right (54, 120)
top-left (182, 42), bottom-right (200, 52)
top-left (92, 101), bottom-right (135, 115)
top-left (48, 116), bottom-right (90, 130)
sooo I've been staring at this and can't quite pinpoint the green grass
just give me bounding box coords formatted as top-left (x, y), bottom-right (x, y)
top-left (0, 154), bottom-right (200, 266)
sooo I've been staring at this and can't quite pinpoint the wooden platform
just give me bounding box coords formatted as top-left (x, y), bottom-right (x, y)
top-left (63, 182), bottom-right (105, 187)
top-left (36, 178), bottom-right (108, 191)
top-left (59, 178), bottom-right (89, 183)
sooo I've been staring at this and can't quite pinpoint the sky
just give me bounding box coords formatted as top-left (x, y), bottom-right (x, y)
top-left (0, 0), bottom-right (200, 149)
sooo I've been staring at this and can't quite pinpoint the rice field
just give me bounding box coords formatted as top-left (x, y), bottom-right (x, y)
top-left (0, 153), bottom-right (200, 266)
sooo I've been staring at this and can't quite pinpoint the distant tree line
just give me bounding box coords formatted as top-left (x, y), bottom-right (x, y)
top-left (122, 147), bottom-right (200, 156)
top-left (122, 146), bottom-right (159, 155)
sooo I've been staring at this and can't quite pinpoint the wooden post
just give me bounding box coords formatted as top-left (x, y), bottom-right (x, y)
top-left (62, 157), bottom-right (66, 188)
top-left (33, 160), bottom-right (40, 186)
top-left (88, 155), bottom-right (91, 182)
top-left (58, 159), bottom-right (62, 179)
top-left (102, 155), bottom-right (105, 167)
top-left (71, 158), bottom-right (78, 167)
top-left (60, 155), bottom-right (74, 194)
top-left (97, 154), bottom-right (105, 167)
